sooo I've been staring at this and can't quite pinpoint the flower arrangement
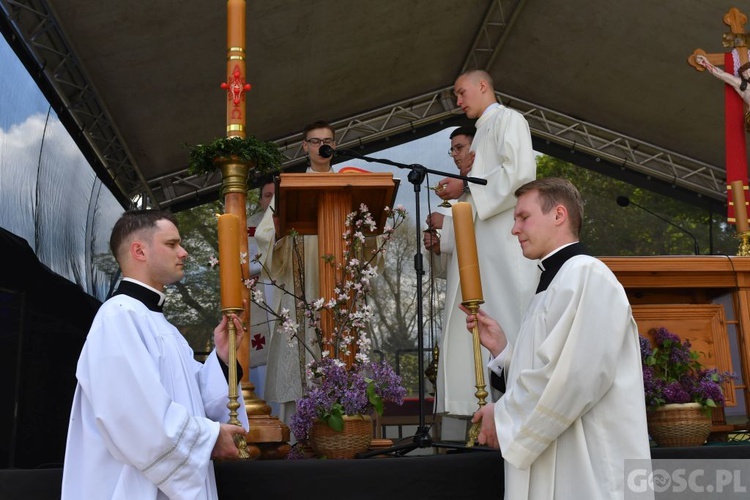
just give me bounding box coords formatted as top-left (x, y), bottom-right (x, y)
top-left (640, 327), bottom-right (734, 412)
top-left (246, 203), bottom-right (408, 450)
top-left (289, 356), bottom-right (406, 443)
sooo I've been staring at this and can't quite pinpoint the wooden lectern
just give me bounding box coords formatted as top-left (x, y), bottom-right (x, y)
top-left (274, 172), bottom-right (398, 344)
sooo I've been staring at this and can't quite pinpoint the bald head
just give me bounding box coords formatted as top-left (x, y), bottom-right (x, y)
top-left (458, 69), bottom-right (495, 90)
top-left (454, 69), bottom-right (498, 119)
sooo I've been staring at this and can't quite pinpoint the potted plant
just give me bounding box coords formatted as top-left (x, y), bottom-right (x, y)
top-left (246, 204), bottom-right (408, 458)
top-left (639, 327), bottom-right (735, 447)
top-left (186, 135), bottom-right (284, 182)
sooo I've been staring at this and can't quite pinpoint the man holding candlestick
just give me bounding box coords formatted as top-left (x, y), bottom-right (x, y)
top-left (465, 178), bottom-right (651, 499)
top-left (428, 70), bottom-right (538, 423)
top-left (62, 209), bottom-right (249, 500)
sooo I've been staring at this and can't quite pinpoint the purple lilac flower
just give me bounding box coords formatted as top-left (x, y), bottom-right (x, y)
top-left (654, 327), bottom-right (680, 346)
top-left (369, 361), bottom-right (407, 404)
top-left (639, 336), bottom-right (652, 360)
top-left (662, 381), bottom-right (691, 404)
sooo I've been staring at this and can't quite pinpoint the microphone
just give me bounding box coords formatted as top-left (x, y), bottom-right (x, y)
top-left (318, 144), bottom-right (335, 158)
top-left (616, 196), bottom-right (700, 255)
top-left (318, 145), bottom-right (363, 160)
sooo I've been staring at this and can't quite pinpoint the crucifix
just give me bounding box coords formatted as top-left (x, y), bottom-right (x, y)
top-left (688, 7), bottom-right (750, 249)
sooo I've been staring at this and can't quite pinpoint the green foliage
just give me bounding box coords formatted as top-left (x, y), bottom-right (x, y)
top-left (162, 200), bottom-right (224, 352)
top-left (366, 379), bottom-right (385, 415)
top-left (186, 136), bottom-right (284, 181)
top-left (536, 156), bottom-right (737, 256)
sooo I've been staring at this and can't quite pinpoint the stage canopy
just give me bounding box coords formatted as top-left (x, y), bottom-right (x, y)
top-left (1, 0), bottom-right (745, 213)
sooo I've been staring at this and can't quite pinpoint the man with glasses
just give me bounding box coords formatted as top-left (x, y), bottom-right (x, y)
top-left (425, 70), bottom-right (538, 438)
top-left (300, 120), bottom-right (337, 172)
top-left (252, 120), bottom-right (338, 426)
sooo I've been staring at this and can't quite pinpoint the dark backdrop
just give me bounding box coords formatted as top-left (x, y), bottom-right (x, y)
top-left (0, 227), bottom-right (100, 469)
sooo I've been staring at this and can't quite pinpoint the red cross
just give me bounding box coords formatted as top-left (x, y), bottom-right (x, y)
top-left (251, 333), bottom-right (266, 351)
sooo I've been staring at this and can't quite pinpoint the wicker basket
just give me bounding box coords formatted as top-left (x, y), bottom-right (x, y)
top-left (647, 402), bottom-right (712, 447)
top-left (308, 415), bottom-right (372, 459)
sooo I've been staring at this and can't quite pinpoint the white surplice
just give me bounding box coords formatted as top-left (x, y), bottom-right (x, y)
top-left (494, 254), bottom-right (651, 500)
top-left (253, 167), bottom-right (333, 422)
top-left (61, 287), bottom-right (248, 500)
top-left (247, 210), bottom-right (273, 369)
top-left (254, 218), bottom-right (321, 415)
top-left (437, 103), bottom-right (539, 416)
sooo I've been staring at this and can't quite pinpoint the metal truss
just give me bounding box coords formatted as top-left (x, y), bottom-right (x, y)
top-left (0, 0), bottom-right (156, 207)
top-left (146, 88), bottom-right (462, 208)
top-left (462, 0), bottom-right (528, 72)
top-left (502, 92), bottom-right (727, 201)
top-left (3, 0), bottom-right (725, 210)
top-left (147, 85), bottom-right (727, 209)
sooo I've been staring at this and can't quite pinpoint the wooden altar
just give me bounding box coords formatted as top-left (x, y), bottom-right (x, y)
top-left (601, 256), bottom-right (750, 430)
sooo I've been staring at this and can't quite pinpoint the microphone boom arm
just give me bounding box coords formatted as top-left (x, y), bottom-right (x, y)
top-left (618, 196), bottom-right (700, 255)
top-left (320, 146), bottom-right (487, 188)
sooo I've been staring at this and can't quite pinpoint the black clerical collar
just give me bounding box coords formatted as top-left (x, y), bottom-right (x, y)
top-left (113, 279), bottom-right (165, 312)
top-left (535, 242), bottom-right (588, 294)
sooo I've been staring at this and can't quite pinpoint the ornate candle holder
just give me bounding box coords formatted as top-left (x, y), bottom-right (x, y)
top-left (463, 298), bottom-right (488, 447)
top-left (223, 306), bottom-right (250, 460)
top-left (737, 231), bottom-right (750, 256)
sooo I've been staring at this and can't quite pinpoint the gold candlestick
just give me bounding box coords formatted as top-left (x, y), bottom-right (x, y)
top-left (737, 231), bottom-right (750, 256)
top-left (463, 299), bottom-right (488, 447)
top-left (223, 306), bottom-right (250, 459)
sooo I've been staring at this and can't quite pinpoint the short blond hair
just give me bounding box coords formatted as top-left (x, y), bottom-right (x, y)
top-left (515, 178), bottom-right (584, 237)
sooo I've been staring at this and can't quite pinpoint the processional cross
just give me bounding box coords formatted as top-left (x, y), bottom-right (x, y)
top-left (688, 7), bottom-right (750, 248)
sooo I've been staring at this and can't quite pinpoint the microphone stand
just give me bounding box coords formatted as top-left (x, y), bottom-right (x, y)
top-left (326, 148), bottom-right (486, 457)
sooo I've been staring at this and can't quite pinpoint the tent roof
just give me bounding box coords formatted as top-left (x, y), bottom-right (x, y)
top-left (1, 0), bottom-right (744, 210)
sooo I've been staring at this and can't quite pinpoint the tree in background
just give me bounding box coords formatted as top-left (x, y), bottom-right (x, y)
top-left (367, 219), bottom-right (446, 395)
top-left (536, 155), bottom-right (736, 256)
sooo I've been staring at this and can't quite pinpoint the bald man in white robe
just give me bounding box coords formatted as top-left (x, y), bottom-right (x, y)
top-left (428, 70), bottom-right (538, 422)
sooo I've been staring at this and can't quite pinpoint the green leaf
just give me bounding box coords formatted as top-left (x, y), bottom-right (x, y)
top-left (366, 380), bottom-right (384, 415)
top-left (327, 407), bottom-right (344, 432)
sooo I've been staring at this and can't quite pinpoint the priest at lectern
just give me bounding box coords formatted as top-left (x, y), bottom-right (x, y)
top-left (253, 120), bottom-right (339, 424)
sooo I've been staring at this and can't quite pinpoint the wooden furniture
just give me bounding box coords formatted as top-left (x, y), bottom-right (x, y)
top-left (372, 397), bottom-right (436, 439)
top-left (601, 256), bottom-right (750, 430)
top-left (275, 172), bottom-right (398, 348)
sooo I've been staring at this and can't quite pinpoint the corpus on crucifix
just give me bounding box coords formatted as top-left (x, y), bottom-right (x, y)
top-left (688, 7), bottom-right (750, 244)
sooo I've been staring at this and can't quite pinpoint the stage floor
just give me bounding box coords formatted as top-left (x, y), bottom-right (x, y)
top-left (3, 444), bottom-right (750, 499)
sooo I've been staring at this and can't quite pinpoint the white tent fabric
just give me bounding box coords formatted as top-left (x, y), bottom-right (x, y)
top-left (0, 36), bottom-right (123, 302)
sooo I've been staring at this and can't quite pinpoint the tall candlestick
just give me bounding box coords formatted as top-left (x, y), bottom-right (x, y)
top-left (732, 180), bottom-right (749, 233)
top-left (218, 213), bottom-right (243, 309)
top-left (452, 202), bottom-right (484, 302)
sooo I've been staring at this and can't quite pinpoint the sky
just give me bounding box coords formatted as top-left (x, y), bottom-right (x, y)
top-left (334, 128), bottom-right (459, 229)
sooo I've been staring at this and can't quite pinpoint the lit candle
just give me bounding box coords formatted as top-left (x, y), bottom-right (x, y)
top-left (452, 202), bottom-right (483, 302)
top-left (732, 180), bottom-right (749, 233)
top-left (218, 213), bottom-right (243, 309)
